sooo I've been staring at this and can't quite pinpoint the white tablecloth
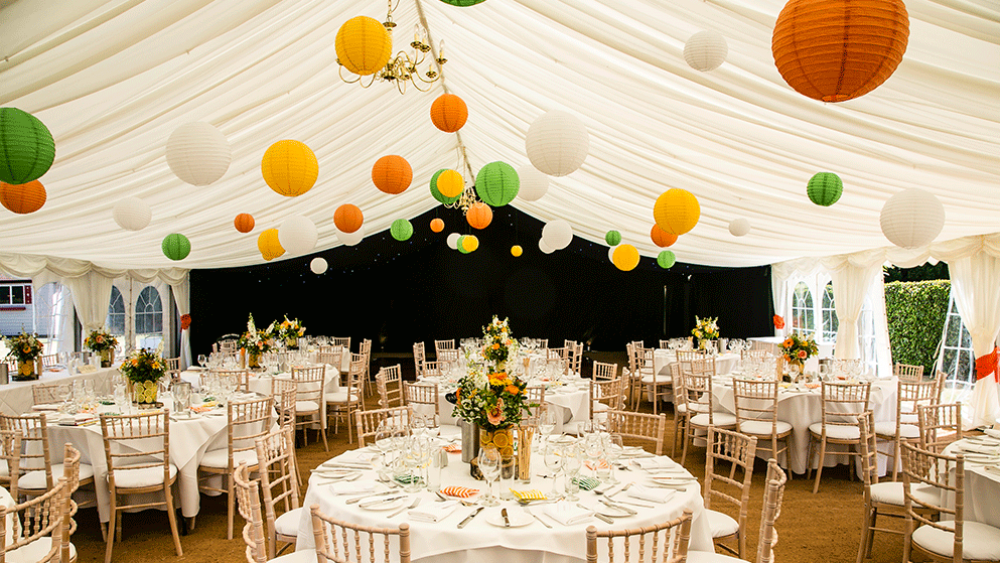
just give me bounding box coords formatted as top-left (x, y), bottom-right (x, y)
top-left (295, 447), bottom-right (713, 561)
top-left (421, 376), bottom-right (590, 430)
top-left (0, 367), bottom-right (120, 415)
top-left (248, 366), bottom-right (340, 427)
top-left (943, 437), bottom-right (1000, 528)
top-left (652, 351), bottom-right (740, 378)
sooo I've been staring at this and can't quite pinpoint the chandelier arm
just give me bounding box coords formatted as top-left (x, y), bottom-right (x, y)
top-left (414, 0), bottom-right (447, 89)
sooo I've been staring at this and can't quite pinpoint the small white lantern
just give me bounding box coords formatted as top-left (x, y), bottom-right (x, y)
top-left (165, 122), bottom-right (232, 186)
top-left (446, 232), bottom-right (461, 250)
top-left (542, 219), bottom-right (574, 250)
top-left (112, 197), bottom-right (151, 231)
top-left (517, 166), bottom-right (550, 201)
top-left (525, 111), bottom-right (589, 177)
top-left (728, 218), bottom-right (751, 237)
top-left (310, 257), bottom-right (328, 274)
top-left (880, 188), bottom-right (946, 249)
top-left (538, 238), bottom-right (554, 254)
top-left (684, 30), bottom-right (728, 72)
top-left (337, 226), bottom-right (365, 246)
top-left (279, 215), bottom-right (318, 256)
top-left (607, 245), bottom-right (618, 263)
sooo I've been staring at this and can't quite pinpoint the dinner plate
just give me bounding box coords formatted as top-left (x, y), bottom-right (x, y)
top-left (649, 476), bottom-right (697, 488)
top-left (313, 468), bottom-right (359, 480)
top-left (486, 510), bottom-right (533, 528)
top-left (358, 497), bottom-right (406, 511)
top-left (31, 404), bottom-right (61, 412)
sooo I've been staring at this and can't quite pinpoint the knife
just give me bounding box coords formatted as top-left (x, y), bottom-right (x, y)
top-left (358, 495), bottom-right (407, 509)
top-left (523, 506), bottom-right (551, 529)
top-left (457, 506), bottom-right (484, 528)
top-left (501, 508), bottom-right (510, 528)
top-left (580, 503), bottom-right (613, 524)
top-left (346, 490), bottom-right (397, 504)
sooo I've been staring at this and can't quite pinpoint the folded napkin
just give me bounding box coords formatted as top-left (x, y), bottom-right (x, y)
top-left (572, 476), bottom-right (601, 491)
top-left (409, 501), bottom-right (459, 523)
top-left (961, 442), bottom-right (1000, 455)
top-left (628, 485), bottom-right (675, 504)
top-left (338, 449), bottom-right (378, 463)
top-left (984, 428), bottom-right (1000, 439)
top-left (329, 481), bottom-right (377, 495)
top-left (632, 457), bottom-right (678, 470)
top-left (544, 503), bottom-right (593, 526)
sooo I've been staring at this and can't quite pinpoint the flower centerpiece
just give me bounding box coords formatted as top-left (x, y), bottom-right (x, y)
top-left (84, 328), bottom-right (118, 367)
top-left (780, 332), bottom-right (819, 381)
top-left (119, 348), bottom-right (166, 405)
top-left (277, 315), bottom-right (305, 349)
top-left (237, 314), bottom-right (274, 369)
top-left (4, 331), bottom-right (44, 381)
top-left (692, 315), bottom-right (720, 351)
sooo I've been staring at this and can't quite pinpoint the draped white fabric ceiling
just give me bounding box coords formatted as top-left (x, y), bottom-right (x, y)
top-left (1, 0), bottom-right (998, 270)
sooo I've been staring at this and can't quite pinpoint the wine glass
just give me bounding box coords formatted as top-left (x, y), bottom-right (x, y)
top-left (197, 354), bottom-right (207, 368)
top-left (543, 443), bottom-right (564, 498)
top-left (562, 443), bottom-right (583, 501)
top-left (604, 435), bottom-right (624, 485)
top-left (583, 433), bottom-right (604, 479)
top-left (172, 382), bottom-right (191, 418)
top-left (538, 408), bottom-right (557, 451)
top-left (478, 447), bottom-right (502, 507)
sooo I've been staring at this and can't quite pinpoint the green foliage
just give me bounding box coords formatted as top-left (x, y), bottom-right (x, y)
top-left (883, 263), bottom-right (949, 283)
top-left (884, 280), bottom-right (950, 374)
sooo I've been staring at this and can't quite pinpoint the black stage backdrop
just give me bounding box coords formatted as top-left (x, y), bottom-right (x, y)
top-left (190, 205), bottom-right (773, 355)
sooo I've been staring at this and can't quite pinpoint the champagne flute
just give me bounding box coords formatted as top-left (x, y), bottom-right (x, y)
top-left (543, 443), bottom-right (564, 498)
top-left (604, 435), bottom-right (624, 485)
top-left (562, 443), bottom-right (583, 501)
top-left (538, 407), bottom-right (557, 452)
top-left (478, 447), bottom-right (501, 507)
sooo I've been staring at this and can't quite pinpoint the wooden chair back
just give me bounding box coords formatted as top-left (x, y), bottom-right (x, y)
top-left (900, 442), bottom-right (964, 563)
top-left (412, 343), bottom-right (426, 378)
top-left (917, 402), bottom-right (963, 453)
top-left (316, 347), bottom-right (344, 371)
top-left (592, 361), bottom-right (618, 381)
top-left (522, 386), bottom-right (546, 426)
top-left (592, 377), bottom-right (625, 413)
top-left (271, 378), bottom-right (297, 430)
top-left (857, 410), bottom-right (879, 494)
top-left (704, 426), bottom-right (758, 558)
top-left (585, 509), bottom-right (692, 563)
top-left (211, 369), bottom-right (250, 392)
top-left (756, 459), bottom-right (788, 563)
top-left (355, 406), bottom-right (413, 448)
top-left (255, 428), bottom-right (300, 559)
top-left (659, 340), bottom-right (671, 349)
top-left (39, 354), bottom-right (60, 370)
top-left (434, 339), bottom-right (455, 356)
top-left (605, 410), bottom-right (666, 455)
top-left (233, 461), bottom-right (269, 563)
top-left (0, 474), bottom-right (67, 562)
top-left (894, 362), bottom-right (925, 382)
top-left (291, 365), bottom-right (326, 408)
top-left (330, 337), bottom-right (351, 351)
top-left (376, 365), bottom-right (403, 409)
top-left (0, 413), bottom-right (52, 493)
top-left (568, 341), bottom-right (583, 376)
top-left (677, 369), bottom-right (722, 425)
top-left (0, 430), bottom-right (21, 496)
top-left (403, 382), bottom-right (439, 420)
top-left (311, 504), bottom-right (412, 563)
top-left (165, 357), bottom-right (181, 376)
top-left (61, 443), bottom-right (81, 562)
top-left (31, 383), bottom-right (64, 405)
top-left (226, 397), bottom-right (274, 468)
top-left (819, 381), bottom-right (871, 431)
top-left (732, 378), bottom-right (782, 435)
top-left (100, 411), bottom-right (171, 491)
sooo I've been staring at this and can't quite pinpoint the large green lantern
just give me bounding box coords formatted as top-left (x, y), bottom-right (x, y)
top-left (390, 218), bottom-right (413, 241)
top-left (657, 250), bottom-right (676, 269)
top-left (807, 172), bottom-right (843, 207)
top-left (162, 233), bottom-right (191, 261)
top-left (0, 108), bottom-right (56, 185)
top-left (475, 161), bottom-right (519, 207)
top-left (430, 169), bottom-right (461, 205)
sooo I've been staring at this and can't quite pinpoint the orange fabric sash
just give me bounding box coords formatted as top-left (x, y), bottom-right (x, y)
top-left (975, 346), bottom-right (999, 382)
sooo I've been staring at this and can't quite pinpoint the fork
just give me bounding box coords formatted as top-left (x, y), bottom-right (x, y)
top-left (389, 497), bottom-right (420, 518)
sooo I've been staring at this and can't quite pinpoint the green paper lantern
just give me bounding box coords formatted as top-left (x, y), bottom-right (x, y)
top-left (807, 172), bottom-right (843, 207)
top-left (439, 0), bottom-right (486, 5)
top-left (475, 161), bottom-right (519, 207)
top-left (457, 235), bottom-right (470, 254)
top-left (390, 218), bottom-right (413, 241)
top-left (657, 250), bottom-right (676, 269)
top-left (429, 168), bottom-right (461, 205)
top-left (0, 108), bottom-right (56, 185)
top-left (605, 230), bottom-right (622, 246)
top-left (162, 233), bottom-right (191, 261)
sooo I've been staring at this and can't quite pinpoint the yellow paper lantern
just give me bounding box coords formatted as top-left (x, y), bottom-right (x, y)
top-left (612, 244), bottom-right (640, 272)
top-left (511, 245), bottom-right (523, 257)
top-left (335, 16), bottom-right (393, 76)
top-left (653, 189), bottom-right (700, 235)
top-left (462, 235), bottom-right (479, 252)
top-left (257, 228), bottom-right (285, 261)
top-left (261, 140), bottom-right (318, 197)
top-left (436, 169), bottom-right (463, 198)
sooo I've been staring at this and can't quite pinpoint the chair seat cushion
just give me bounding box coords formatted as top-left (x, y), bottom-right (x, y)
top-left (911, 520), bottom-right (1000, 561)
top-left (18, 462), bottom-right (95, 490)
top-left (691, 412), bottom-right (737, 428)
top-left (323, 392), bottom-right (358, 404)
top-left (275, 507), bottom-right (304, 536)
top-left (3, 538), bottom-right (75, 563)
top-left (199, 447), bottom-right (258, 469)
top-left (738, 419), bottom-right (792, 436)
top-left (111, 463), bottom-right (178, 489)
top-left (870, 482), bottom-right (941, 507)
top-left (274, 548), bottom-right (318, 563)
top-left (641, 375), bottom-right (672, 385)
top-left (808, 422), bottom-right (860, 440)
top-left (592, 402), bottom-right (610, 413)
top-left (706, 509), bottom-right (740, 538)
top-left (874, 421), bottom-right (919, 438)
top-left (296, 400), bottom-right (320, 412)
top-left (685, 550), bottom-right (744, 563)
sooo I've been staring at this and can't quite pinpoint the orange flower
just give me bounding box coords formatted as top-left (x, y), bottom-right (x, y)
top-left (505, 385), bottom-right (519, 395)
top-left (773, 315), bottom-right (785, 330)
top-left (782, 338), bottom-right (793, 349)
top-left (797, 350), bottom-right (808, 359)
top-left (492, 343), bottom-right (500, 350)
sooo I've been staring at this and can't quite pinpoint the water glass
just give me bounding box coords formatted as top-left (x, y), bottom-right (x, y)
top-left (562, 444), bottom-right (583, 501)
top-left (543, 443), bottom-right (564, 498)
top-left (604, 435), bottom-right (623, 485)
top-left (478, 447), bottom-right (502, 507)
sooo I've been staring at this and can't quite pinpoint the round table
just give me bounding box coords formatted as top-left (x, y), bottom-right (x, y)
top-left (420, 376), bottom-right (590, 429)
top-left (942, 435), bottom-right (1000, 528)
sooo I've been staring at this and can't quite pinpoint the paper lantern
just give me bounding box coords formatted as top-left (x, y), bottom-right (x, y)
top-left (446, 232), bottom-right (461, 249)
top-left (457, 236), bottom-right (469, 254)
top-left (538, 239), bottom-right (554, 255)
top-left (390, 218), bottom-right (413, 241)
top-left (165, 122), bottom-right (231, 186)
top-left (475, 162), bottom-right (519, 207)
top-left (234, 213), bottom-right (255, 234)
top-left (613, 244), bottom-right (640, 272)
top-left (462, 235), bottom-right (479, 252)
top-left (650, 224), bottom-right (678, 248)
top-left (542, 219), bottom-right (573, 251)
top-left (605, 230), bottom-right (622, 246)
top-left (436, 169), bottom-right (464, 199)
top-left (607, 246), bottom-right (617, 263)
top-left (335, 16), bottom-right (393, 76)
top-left (466, 202), bottom-right (493, 230)
top-left (430, 94), bottom-right (468, 133)
top-left (684, 30), bottom-right (728, 71)
top-left (511, 245), bottom-right (523, 257)
top-left (112, 197), bottom-right (152, 231)
top-left (525, 111), bottom-right (589, 177)
top-left (728, 218), bottom-right (751, 237)
top-left (161, 233), bottom-right (191, 261)
top-left (430, 218), bottom-right (445, 233)
top-left (772, 0), bottom-right (909, 102)
top-left (338, 226), bottom-right (365, 246)
top-left (439, 0), bottom-right (486, 5)
top-left (279, 215), bottom-right (318, 256)
top-left (517, 166), bottom-right (549, 202)
top-left (310, 257), bottom-right (328, 274)
top-left (261, 140), bottom-right (318, 197)
top-left (657, 251), bottom-right (677, 269)
top-left (653, 189), bottom-right (700, 235)
top-left (372, 155), bottom-right (412, 195)
top-left (807, 172), bottom-right (843, 206)
top-left (334, 204), bottom-right (364, 233)
top-left (0, 108), bottom-right (55, 185)
top-left (0, 181), bottom-right (46, 214)
top-left (879, 188), bottom-right (945, 249)
top-left (258, 229), bottom-right (285, 260)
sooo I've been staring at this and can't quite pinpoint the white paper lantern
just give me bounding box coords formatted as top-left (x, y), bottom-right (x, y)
top-left (446, 232), bottom-right (461, 250)
top-left (279, 215), bottom-right (318, 256)
top-left (542, 219), bottom-right (573, 250)
top-left (538, 238), bottom-right (554, 255)
top-left (112, 197), bottom-right (152, 231)
top-left (517, 166), bottom-right (550, 201)
top-left (684, 30), bottom-right (728, 72)
top-left (337, 226), bottom-right (365, 246)
top-left (607, 245), bottom-right (618, 263)
top-left (165, 122), bottom-right (232, 186)
top-left (525, 111), bottom-right (589, 177)
top-left (310, 257), bottom-right (328, 274)
top-left (728, 218), bottom-right (751, 237)
top-left (879, 188), bottom-right (946, 249)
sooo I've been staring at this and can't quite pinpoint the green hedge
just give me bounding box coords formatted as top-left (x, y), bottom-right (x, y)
top-left (884, 280), bottom-right (950, 374)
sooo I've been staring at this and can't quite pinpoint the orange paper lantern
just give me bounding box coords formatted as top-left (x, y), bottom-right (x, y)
top-left (430, 94), bottom-right (468, 133)
top-left (653, 188), bottom-right (700, 235)
top-left (234, 213), bottom-right (255, 233)
top-left (0, 181), bottom-right (46, 214)
top-left (430, 218), bottom-right (445, 233)
top-left (334, 203), bottom-right (364, 233)
top-left (466, 202), bottom-right (493, 230)
top-left (371, 155), bottom-right (413, 195)
top-left (257, 228), bottom-right (285, 261)
top-left (650, 224), bottom-right (678, 248)
top-left (772, 0), bottom-right (909, 103)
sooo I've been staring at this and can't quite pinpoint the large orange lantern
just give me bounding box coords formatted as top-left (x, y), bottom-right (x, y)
top-left (234, 213), bottom-right (255, 233)
top-left (653, 189), bottom-right (700, 235)
top-left (430, 218), bottom-right (445, 233)
top-left (261, 140), bottom-right (318, 197)
top-left (430, 94), bottom-right (468, 133)
top-left (466, 202), bottom-right (493, 230)
top-left (257, 228), bottom-right (285, 261)
top-left (335, 16), bottom-right (393, 76)
top-left (372, 155), bottom-right (412, 195)
top-left (650, 224), bottom-right (678, 248)
top-left (334, 203), bottom-right (364, 233)
top-left (772, 0), bottom-right (909, 103)
top-left (0, 181), bottom-right (46, 214)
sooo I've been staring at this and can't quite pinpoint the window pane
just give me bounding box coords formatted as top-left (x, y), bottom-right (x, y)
top-left (106, 287), bottom-right (125, 335)
top-left (10, 286), bottom-right (24, 305)
top-left (791, 281), bottom-right (814, 333)
top-left (135, 286), bottom-right (162, 336)
top-left (0, 287), bottom-right (9, 304)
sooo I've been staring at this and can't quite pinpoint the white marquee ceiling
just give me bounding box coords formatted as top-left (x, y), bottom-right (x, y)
top-left (1, 0), bottom-right (998, 270)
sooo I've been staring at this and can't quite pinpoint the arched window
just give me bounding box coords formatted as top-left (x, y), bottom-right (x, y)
top-left (940, 295), bottom-right (975, 386)
top-left (134, 286), bottom-right (162, 336)
top-left (791, 281), bottom-right (814, 333)
top-left (106, 287), bottom-right (125, 335)
top-left (821, 282), bottom-right (838, 343)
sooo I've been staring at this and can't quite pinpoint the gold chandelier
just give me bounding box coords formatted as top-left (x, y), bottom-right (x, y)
top-left (338, 0), bottom-right (446, 94)
top-left (442, 141), bottom-right (481, 214)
